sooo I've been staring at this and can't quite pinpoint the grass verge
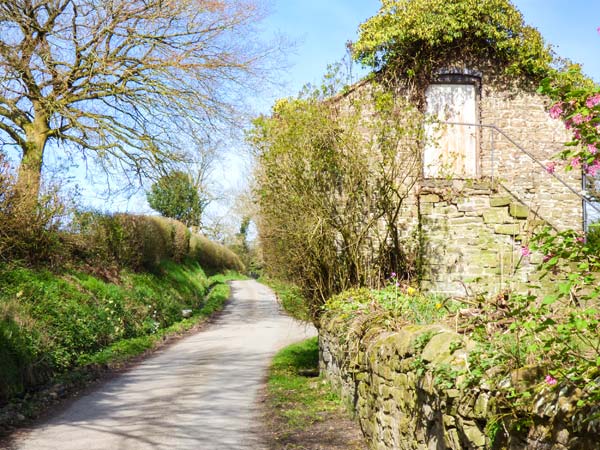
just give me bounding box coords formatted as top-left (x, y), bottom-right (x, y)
top-left (0, 267), bottom-right (243, 434)
top-left (79, 276), bottom-right (233, 367)
top-left (260, 277), bottom-right (311, 322)
top-left (264, 337), bottom-right (366, 449)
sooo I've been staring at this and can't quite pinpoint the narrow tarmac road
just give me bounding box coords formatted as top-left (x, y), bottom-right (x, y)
top-left (8, 280), bottom-right (315, 450)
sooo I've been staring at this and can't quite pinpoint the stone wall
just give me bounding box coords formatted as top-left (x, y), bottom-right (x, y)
top-left (478, 82), bottom-right (582, 232)
top-left (415, 73), bottom-right (582, 295)
top-left (418, 180), bottom-right (541, 296)
top-left (319, 314), bottom-right (599, 450)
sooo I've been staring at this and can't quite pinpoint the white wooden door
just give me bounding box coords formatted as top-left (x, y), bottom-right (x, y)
top-left (423, 83), bottom-right (479, 178)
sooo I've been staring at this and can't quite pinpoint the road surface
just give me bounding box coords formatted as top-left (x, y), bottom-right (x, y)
top-left (8, 280), bottom-right (315, 450)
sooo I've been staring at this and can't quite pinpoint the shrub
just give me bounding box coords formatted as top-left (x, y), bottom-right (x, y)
top-left (69, 213), bottom-right (192, 272)
top-left (353, 0), bottom-right (553, 82)
top-left (189, 234), bottom-right (245, 273)
top-left (0, 300), bottom-right (50, 402)
top-left (152, 216), bottom-right (191, 263)
top-left (0, 155), bottom-right (66, 266)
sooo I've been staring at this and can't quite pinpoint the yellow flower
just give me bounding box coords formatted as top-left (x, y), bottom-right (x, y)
top-left (435, 302), bottom-right (443, 310)
top-left (406, 287), bottom-right (416, 296)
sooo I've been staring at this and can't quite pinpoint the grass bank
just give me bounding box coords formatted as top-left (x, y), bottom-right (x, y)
top-left (263, 337), bottom-right (366, 449)
top-left (0, 261), bottom-right (240, 411)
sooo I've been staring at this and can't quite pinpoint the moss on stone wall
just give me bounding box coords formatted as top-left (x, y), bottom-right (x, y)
top-left (319, 310), bottom-right (600, 449)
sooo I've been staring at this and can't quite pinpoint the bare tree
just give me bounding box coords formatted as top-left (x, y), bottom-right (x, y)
top-left (0, 0), bottom-right (272, 198)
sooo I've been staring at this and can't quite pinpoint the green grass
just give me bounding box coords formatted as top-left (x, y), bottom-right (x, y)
top-left (267, 337), bottom-right (342, 429)
top-left (260, 277), bottom-right (311, 322)
top-left (0, 262), bottom-right (241, 403)
top-left (79, 277), bottom-right (233, 367)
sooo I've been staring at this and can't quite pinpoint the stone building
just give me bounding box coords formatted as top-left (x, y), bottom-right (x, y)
top-left (343, 62), bottom-right (585, 296)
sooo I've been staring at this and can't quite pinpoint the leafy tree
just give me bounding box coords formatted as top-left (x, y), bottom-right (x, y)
top-left (0, 0), bottom-right (271, 198)
top-left (352, 0), bottom-right (553, 81)
top-left (250, 65), bottom-right (423, 314)
top-left (146, 171), bottom-right (206, 228)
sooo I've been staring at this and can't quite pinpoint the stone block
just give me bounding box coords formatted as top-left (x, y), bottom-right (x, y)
top-left (448, 216), bottom-right (483, 225)
top-left (445, 428), bottom-right (462, 450)
top-left (473, 393), bottom-right (489, 418)
top-left (494, 223), bottom-right (521, 235)
top-left (421, 331), bottom-right (462, 364)
top-left (526, 219), bottom-right (546, 231)
top-left (489, 195), bottom-right (511, 207)
top-left (421, 194), bottom-right (441, 203)
top-left (469, 251), bottom-right (500, 268)
top-left (509, 202), bottom-right (529, 219)
top-left (483, 208), bottom-right (511, 224)
top-left (460, 419), bottom-right (487, 448)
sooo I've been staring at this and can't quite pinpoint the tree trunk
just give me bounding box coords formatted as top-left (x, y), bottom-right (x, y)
top-left (16, 112), bottom-right (49, 201)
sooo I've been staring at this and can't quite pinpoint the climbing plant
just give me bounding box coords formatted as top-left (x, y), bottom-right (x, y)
top-left (353, 0), bottom-right (553, 83)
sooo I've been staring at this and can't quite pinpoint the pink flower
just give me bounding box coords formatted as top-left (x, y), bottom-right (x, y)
top-left (542, 253), bottom-right (553, 263)
top-left (588, 144), bottom-right (598, 155)
top-left (587, 160), bottom-right (600, 177)
top-left (586, 94), bottom-right (600, 108)
top-left (546, 162), bottom-right (556, 174)
top-left (573, 114), bottom-right (585, 125)
top-left (571, 156), bottom-right (581, 168)
top-left (545, 375), bottom-right (557, 386)
top-left (549, 102), bottom-right (563, 119)
top-left (574, 129), bottom-right (582, 140)
top-left (521, 246), bottom-right (531, 257)
top-left (577, 235), bottom-right (586, 244)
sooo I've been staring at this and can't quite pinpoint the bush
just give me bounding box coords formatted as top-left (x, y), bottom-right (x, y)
top-left (159, 217), bottom-right (191, 262)
top-left (0, 300), bottom-right (50, 401)
top-left (69, 213), bottom-right (192, 272)
top-left (189, 234), bottom-right (245, 273)
top-left (0, 156), bottom-right (66, 266)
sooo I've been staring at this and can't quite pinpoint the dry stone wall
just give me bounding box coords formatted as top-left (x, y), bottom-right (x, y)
top-left (418, 180), bottom-right (542, 296)
top-left (479, 84), bottom-right (582, 232)
top-left (319, 314), bottom-right (600, 450)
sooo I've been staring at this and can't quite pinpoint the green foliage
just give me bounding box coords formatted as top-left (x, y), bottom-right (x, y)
top-left (250, 64), bottom-right (422, 314)
top-left (69, 212), bottom-right (191, 271)
top-left (271, 337), bottom-right (319, 374)
top-left (68, 211), bottom-right (243, 274)
top-left (80, 275), bottom-right (231, 367)
top-left (353, 0), bottom-right (553, 82)
top-left (0, 155), bottom-right (66, 266)
top-left (189, 234), bottom-right (245, 274)
top-left (146, 171), bottom-right (205, 228)
top-left (324, 282), bottom-right (455, 325)
top-left (0, 261), bottom-right (212, 403)
top-left (268, 337), bottom-right (344, 430)
top-left (537, 65), bottom-right (600, 194)
top-left (587, 221), bottom-right (600, 250)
